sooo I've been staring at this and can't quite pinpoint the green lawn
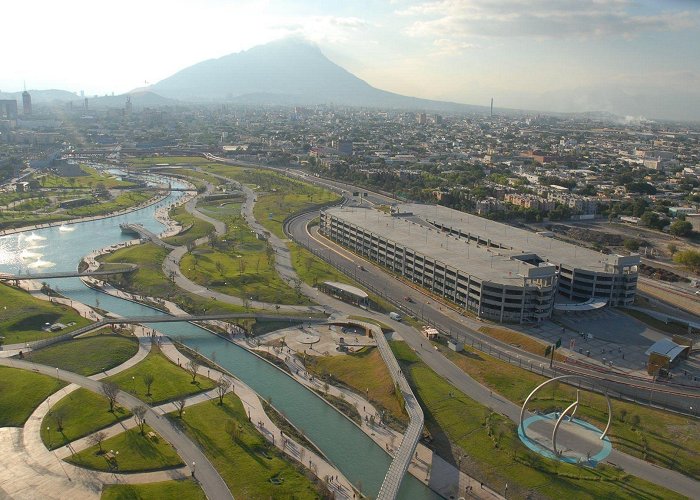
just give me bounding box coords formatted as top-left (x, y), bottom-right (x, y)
top-left (199, 164), bottom-right (340, 239)
top-left (0, 283), bottom-right (92, 344)
top-left (41, 389), bottom-right (131, 449)
top-left (438, 342), bottom-right (700, 479)
top-left (162, 205), bottom-right (214, 246)
top-left (126, 156), bottom-right (214, 168)
top-left (67, 191), bottom-right (154, 217)
top-left (102, 480), bottom-right (205, 500)
top-left (37, 165), bottom-right (136, 189)
top-left (390, 341), bottom-right (686, 500)
top-left (0, 367), bottom-right (66, 426)
top-left (180, 211), bottom-right (311, 305)
top-left (99, 242), bottom-right (247, 316)
top-left (306, 347), bottom-right (407, 427)
top-left (67, 425), bottom-right (182, 473)
top-left (176, 394), bottom-right (326, 499)
top-left (29, 332), bottom-right (139, 376)
top-left (106, 345), bottom-right (215, 405)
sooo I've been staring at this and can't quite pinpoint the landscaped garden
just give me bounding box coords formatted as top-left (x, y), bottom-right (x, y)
top-left (176, 394), bottom-right (328, 499)
top-left (0, 367), bottom-right (66, 426)
top-left (0, 283), bottom-right (92, 344)
top-left (67, 425), bottom-right (182, 473)
top-left (28, 329), bottom-right (139, 376)
top-left (101, 479), bottom-right (205, 500)
top-left (390, 340), bottom-right (686, 500)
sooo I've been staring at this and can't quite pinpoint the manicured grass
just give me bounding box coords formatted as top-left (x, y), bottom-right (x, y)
top-left (180, 212), bottom-right (311, 305)
top-left (200, 164), bottom-right (339, 239)
top-left (0, 367), bottom-right (67, 426)
top-left (67, 425), bottom-right (182, 473)
top-left (67, 191), bottom-right (154, 217)
top-left (438, 342), bottom-right (700, 479)
top-left (127, 156), bottom-right (214, 168)
top-left (289, 242), bottom-right (390, 313)
top-left (177, 395), bottom-right (326, 499)
top-left (478, 325), bottom-right (566, 361)
top-left (29, 331), bottom-right (139, 376)
top-left (101, 480), bottom-right (205, 500)
top-left (0, 283), bottom-right (92, 344)
top-left (306, 347), bottom-right (407, 427)
top-left (390, 341), bottom-right (686, 500)
top-left (162, 205), bottom-right (213, 246)
top-left (41, 389), bottom-right (131, 449)
top-left (99, 242), bottom-right (246, 316)
top-left (38, 166), bottom-right (136, 189)
top-left (107, 345), bottom-right (215, 405)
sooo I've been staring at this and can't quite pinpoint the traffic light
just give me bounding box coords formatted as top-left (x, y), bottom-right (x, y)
top-left (545, 345), bottom-right (552, 357)
top-left (555, 338), bottom-right (562, 349)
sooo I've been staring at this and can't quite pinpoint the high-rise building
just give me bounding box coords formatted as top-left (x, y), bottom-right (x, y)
top-left (22, 91), bottom-right (31, 115)
top-left (0, 100), bottom-right (18, 119)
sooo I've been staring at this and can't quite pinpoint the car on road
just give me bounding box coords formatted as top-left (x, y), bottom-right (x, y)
top-left (358, 265), bottom-right (366, 271)
top-left (403, 296), bottom-right (413, 302)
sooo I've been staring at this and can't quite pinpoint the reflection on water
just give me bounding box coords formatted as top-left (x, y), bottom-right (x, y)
top-left (27, 258), bottom-right (55, 269)
top-left (59, 225), bottom-right (75, 232)
top-left (20, 250), bottom-right (43, 260)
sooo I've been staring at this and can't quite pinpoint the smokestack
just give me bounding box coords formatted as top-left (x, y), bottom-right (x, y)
top-left (490, 98), bottom-right (493, 117)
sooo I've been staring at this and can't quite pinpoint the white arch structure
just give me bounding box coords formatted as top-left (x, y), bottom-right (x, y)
top-left (519, 375), bottom-right (612, 455)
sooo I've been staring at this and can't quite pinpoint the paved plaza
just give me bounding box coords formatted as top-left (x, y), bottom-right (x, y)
top-left (515, 308), bottom-right (700, 385)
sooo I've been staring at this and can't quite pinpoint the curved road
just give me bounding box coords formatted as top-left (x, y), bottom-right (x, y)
top-left (284, 207), bottom-right (700, 499)
top-left (0, 357), bottom-right (233, 500)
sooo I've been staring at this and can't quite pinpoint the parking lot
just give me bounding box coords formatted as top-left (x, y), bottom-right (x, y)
top-left (515, 308), bottom-right (700, 385)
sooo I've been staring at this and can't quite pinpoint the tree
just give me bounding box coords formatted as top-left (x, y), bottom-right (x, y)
top-left (142, 372), bottom-right (155, 397)
top-left (215, 260), bottom-right (225, 277)
top-left (225, 419), bottom-right (241, 442)
top-left (185, 358), bottom-right (200, 383)
top-left (673, 249), bottom-right (700, 273)
top-left (51, 407), bottom-right (67, 432)
top-left (668, 243), bottom-right (678, 255)
top-left (88, 431), bottom-right (107, 453)
top-left (623, 239), bottom-right (641, 252)
top-left (133, 405), bottom-right (147, 434)
top-left (669, 220), bottom-right (693, 237)
top-left (174, 398), bottom-right (186, 418)
top-left (216, 377), bottom-right (232, 405)
top-left (101, 381), bottom-right (120, 412)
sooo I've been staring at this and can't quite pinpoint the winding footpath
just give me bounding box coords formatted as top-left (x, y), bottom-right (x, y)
top-left (0, 334), bottom-right (232, 500)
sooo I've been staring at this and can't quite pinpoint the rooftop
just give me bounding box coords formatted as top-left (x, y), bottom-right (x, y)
top-left (324, 204), bottom-right (638, 287)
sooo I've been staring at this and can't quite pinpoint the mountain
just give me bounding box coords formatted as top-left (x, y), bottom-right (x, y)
top-left (0, 89), bottom-right (78, 103)
top-left (148, 38), bottom-right (487, 113)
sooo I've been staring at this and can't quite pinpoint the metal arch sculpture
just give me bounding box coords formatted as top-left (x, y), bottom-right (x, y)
top-left (519, 375), bottom-right (612, 455)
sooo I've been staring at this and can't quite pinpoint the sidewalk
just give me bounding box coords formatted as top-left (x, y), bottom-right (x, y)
top-left (157, 336), bottom-right (357, 499)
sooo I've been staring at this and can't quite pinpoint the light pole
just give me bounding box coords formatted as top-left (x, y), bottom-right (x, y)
top-left (191, 461), bottom-right (196, 477)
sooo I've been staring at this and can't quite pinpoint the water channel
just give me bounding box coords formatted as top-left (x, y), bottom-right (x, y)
top-left (0, 184), bottom-right (438, 499)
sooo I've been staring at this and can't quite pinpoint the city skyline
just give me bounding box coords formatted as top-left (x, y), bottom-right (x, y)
top-left (3, 0), bottom-right (700, 120)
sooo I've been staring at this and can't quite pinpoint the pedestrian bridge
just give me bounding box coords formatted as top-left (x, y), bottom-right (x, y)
top-left (120, 223), bottom-right (176, 250)
top-left (0, 265), bottom-right (138, 281)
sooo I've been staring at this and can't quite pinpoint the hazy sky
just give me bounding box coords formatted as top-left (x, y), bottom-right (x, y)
top-left (4, 0), bottom-right (700, 118)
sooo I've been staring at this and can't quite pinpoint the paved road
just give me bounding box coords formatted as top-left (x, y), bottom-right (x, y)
top-left (0, 358), bottom-right (233, 500)
top-left (283, 206), bottom-right (700, 499)
top-left (286, 208), bottom-right (700, 413)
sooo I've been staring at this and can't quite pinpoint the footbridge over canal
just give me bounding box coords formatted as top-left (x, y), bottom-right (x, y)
top-left (120, 223), bottom-right (176, 250)
top-left (0, 265), bottom-right (138, 282)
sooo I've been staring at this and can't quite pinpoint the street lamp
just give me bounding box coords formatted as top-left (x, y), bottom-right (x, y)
top-left (191, 461), bottom-right (196, 477)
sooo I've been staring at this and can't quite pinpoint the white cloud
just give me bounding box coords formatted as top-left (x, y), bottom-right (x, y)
top-left (400, 0), bottom-right (699, 41)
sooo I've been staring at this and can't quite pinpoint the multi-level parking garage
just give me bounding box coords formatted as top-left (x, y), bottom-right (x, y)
top-left (320, 204), bottom-right (639, 323)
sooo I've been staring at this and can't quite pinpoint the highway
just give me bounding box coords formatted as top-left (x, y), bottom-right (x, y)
top-left (284, 198), bottom-right (700, 415)
top-left (205, 152), bottom-right (700, 411)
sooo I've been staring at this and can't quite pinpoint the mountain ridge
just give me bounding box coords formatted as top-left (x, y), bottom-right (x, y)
top-left (147, 38), bottom-right (489, 113)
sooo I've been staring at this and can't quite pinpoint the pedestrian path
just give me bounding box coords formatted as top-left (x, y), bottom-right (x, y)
top-left (156, 336), bottom-right (358, 499)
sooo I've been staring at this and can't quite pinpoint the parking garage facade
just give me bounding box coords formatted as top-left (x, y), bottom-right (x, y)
top-left (320, 204), bottom-right (639, 323)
